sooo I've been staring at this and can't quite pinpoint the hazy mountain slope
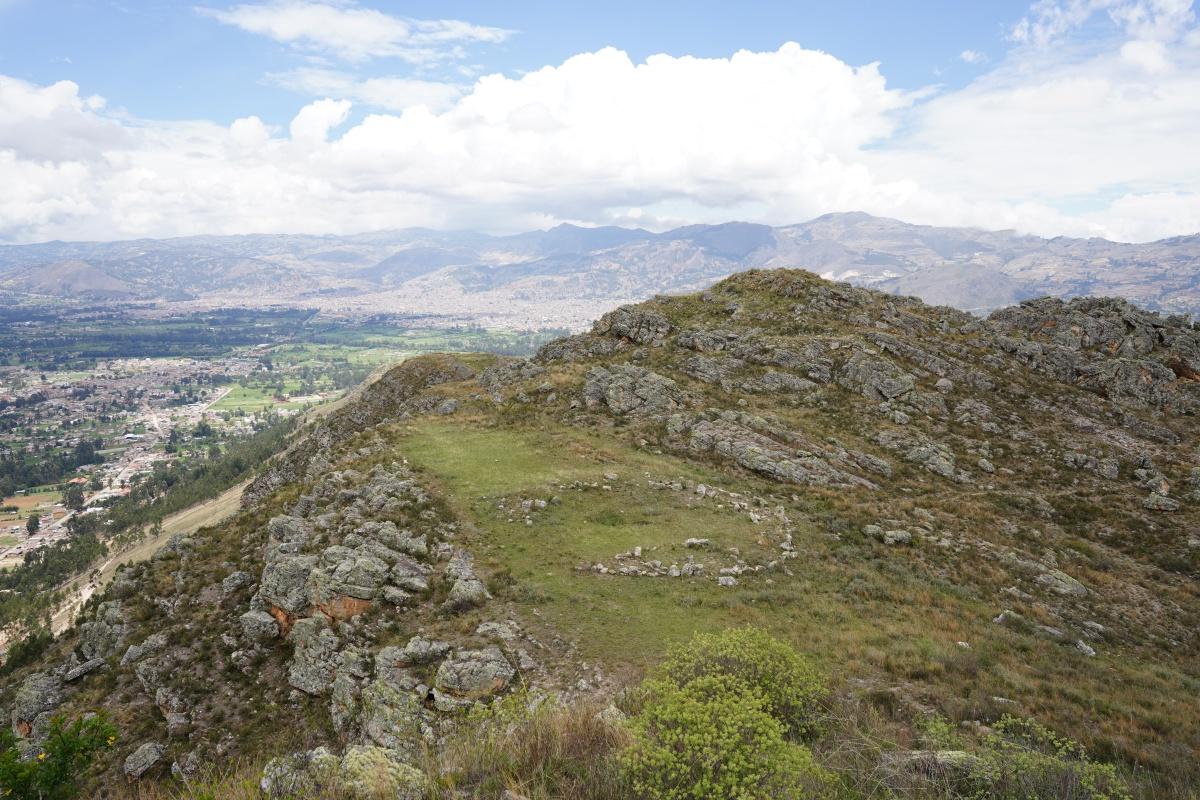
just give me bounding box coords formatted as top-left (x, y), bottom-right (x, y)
top-left (1, 215), bottom-right (1197, 325)
top-left (4, 268), bottom-right (1197, 796)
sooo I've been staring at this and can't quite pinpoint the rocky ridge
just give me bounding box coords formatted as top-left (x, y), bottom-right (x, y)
top-left (3, 268), bottom-right (1198, 794)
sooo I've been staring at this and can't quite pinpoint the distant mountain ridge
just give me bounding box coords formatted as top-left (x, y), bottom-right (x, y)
top-left (1, 213), bottom-right (1197, 327)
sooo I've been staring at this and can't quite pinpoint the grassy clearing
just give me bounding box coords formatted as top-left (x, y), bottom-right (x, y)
top-left (390, 417), bottom-right (1199, 787)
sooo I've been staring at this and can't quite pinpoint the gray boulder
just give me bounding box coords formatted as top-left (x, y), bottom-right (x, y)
top-left (240, 610), bottom-right (281, 642)
top-left (583, 365), bottom-right (683, 416)
top-left (434, 647), bottom-right (516, 697)
top-left (221, 570), bottom-right (255, 595)
top-left (124, 742), bottom-right (165, 779)
top-left (10, 672), bottom-right (64, 738)
top-left (1035, 569), bottom-right (1088, 598)
top-left (594, 306), bottom-right (672, 344)
top-left (259, 554), bottom-right (318, 615)
top-left (836, 353), bottom-right (915, 401)
top-left (287, 616), bottom-right (342, 695)
top-left (78, 600), bottom-right (128, 661)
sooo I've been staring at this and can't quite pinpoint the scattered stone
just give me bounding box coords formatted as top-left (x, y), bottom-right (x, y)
top-left (1143, 493), bottom-right (1181, 512)
top-left (1034, 569), bottom-right (1088, 598)
top-left (124, 742), bottom-right (165, 780)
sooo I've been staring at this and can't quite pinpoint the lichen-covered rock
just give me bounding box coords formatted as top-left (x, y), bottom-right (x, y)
top-left (687, 417), bottom-right (874, 489)
top-left (259, 554), bottom-right (318, 615)
top-left (240, 610), bottom-right (280, 642)
top-left (434, 647), bottom-right (516, 697)
top-left (10, 672), bottom-right (64, 739)
top-left (444, 576), bottom-right (489, 611)
top-left (287, 616), bottom-right (341, 695)
top-left (359, 679), bottom-right (428, 753)
top-left (836, 353), bottom-right (916, 401)
top-left (309, 548), bottom-right (390, 602)
top-left (63, 658), bottom-right (107, 682)
top-left (120, 632), bottom-right (168, 666)
top-left (123, 742), bottom-right (165, 779)
top-left (221, 570), bottom-right (255, 595)
top-left (399, 636), bottom-right (451, 665)
top-left (583, 365), bottom-right (683, 416)
top-left (260, 745), bottom-right (426, 800)
top-left (1144, 493), bottom-right (1181, 512)
top-left (340, 745), bottom-right (428, 800)
top-left (78, 600), bottom-right (128, 661)
top-left (1035, 569), bottom-right (1089, 598)
top-left (593, 305), bottom-right (672, 344)
top-left (261, 747), bottom-right (339, 798)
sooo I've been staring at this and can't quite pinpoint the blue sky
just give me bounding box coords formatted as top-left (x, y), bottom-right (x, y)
top-left (0, 1), bottom-right (1197, 244)
top-left (1, 1), bottom-right (1031, 123)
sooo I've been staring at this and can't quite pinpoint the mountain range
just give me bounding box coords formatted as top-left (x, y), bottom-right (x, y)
top-left (1, 213), bottom-right (1198, 327)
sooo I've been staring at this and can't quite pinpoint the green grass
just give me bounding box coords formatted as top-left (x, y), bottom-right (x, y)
top-left (386, 416), bottom-right (1200, 785)
top-left (395, 421), bottom-right (964, 671)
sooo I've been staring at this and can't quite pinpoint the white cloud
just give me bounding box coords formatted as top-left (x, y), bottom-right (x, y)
top-left (1012, 0), bottom-right (1195, 45)
top-left (269, 67), bottom-right (462, 111)
top-left (2, 6), bottom-right (1200, 245)
top-left (196, 1), bottom-right (511, 63)
top-left (288, 97), bottom-right (351, 144)
top-left (960, 49), bottom-right (988, 64)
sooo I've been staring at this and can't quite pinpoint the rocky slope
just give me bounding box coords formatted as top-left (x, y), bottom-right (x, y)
top-left (3, 269), bottom-right (1198, 796)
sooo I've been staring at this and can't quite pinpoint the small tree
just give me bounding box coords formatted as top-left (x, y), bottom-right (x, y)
top-left (63, 484), bottom-right (85, 512)
top-left (624, 628), bottom-right (832, 800)
top-left (0, 713), bottom-right (118, 799)
top-left (26, 514), bottom-right (40, 535)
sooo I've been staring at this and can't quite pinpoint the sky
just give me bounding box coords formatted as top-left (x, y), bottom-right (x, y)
top-left (0, 0), bottom-right (1197, 244)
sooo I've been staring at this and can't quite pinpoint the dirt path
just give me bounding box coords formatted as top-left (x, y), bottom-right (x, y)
top-left (42, 480), bottom-right (248, 637)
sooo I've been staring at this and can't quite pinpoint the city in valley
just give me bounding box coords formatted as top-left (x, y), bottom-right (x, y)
top-left (1, 355), bottom-right (288, 568)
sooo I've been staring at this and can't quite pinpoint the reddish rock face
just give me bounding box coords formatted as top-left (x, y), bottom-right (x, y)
top-left (316, 596), bottom-right (372, 621)
top-left (269, 606), bottom-right (296, 635)
top-left (15, 719), bottom-right (31, 737)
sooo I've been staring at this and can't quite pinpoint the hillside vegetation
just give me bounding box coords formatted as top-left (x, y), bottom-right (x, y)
top-left (3, 269), bottom-right (1198, 798)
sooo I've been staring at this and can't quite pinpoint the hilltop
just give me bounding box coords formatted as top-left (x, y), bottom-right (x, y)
top-left (3, 268), bottom-right (1198, 797)
top-left (1, 214), bottom-right (1199, 328)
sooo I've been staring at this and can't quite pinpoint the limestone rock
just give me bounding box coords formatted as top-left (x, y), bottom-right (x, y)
top-left (583, 365), bottom-right (682, 416)
top-left (240, 610), bottom-right (280, 642)
top-left (124, 742), bottom-right (165, 779)
top-left (1034, 569), bottom-right (1088, 598)
top-left (434, 647), bottom-right (516, 697)
top-left (78, 600), bottom-right (128, 661)
top-left (287, 616), bottom-right (341, 695)
top-left (837, 353), bottom-right (915, 401)
top-left (593, 306), bottom-right (672, 345)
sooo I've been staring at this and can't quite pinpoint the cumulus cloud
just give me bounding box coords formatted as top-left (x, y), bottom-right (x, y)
top-left (196, 1), bottom-right (511, 63)
top-left (959, 49), bottom-right (988, 64)
top-left (1, 7), bottom-right (1199, 244)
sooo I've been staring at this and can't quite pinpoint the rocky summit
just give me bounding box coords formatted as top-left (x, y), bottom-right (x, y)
top-left (4, 268), bottom-right (1198, 797)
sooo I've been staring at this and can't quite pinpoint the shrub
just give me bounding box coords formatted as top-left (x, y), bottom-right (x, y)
top-left (0, 713), bottom-right (118, 800)
top-left (964, 716), bottom-right (1131, 800)
top-left (657, 627), bottom-right (826, 740)
top-left (623, 675), bottom-right (831, 800)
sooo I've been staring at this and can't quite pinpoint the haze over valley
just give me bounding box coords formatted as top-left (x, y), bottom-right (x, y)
top-left (3, 213), bottom-right (1199, 329)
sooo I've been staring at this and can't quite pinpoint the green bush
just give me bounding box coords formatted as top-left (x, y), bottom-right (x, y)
top-left (0, 713), bottom-right (118, 800)
top-left (657, 627), bottom-right (826, 739)
top-left (965, 716), bottom-right (1131, 800)
top-left (623, 675), bottom-right (831, 800)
